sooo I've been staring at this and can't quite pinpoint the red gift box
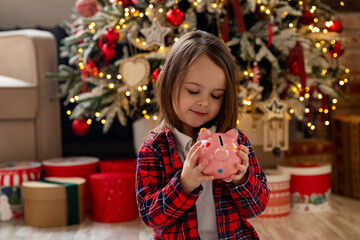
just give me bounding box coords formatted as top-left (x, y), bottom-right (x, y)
top-left (99, 159), bottom-right (137, 174)
top-left (90, 172), bottom-right (137, 223)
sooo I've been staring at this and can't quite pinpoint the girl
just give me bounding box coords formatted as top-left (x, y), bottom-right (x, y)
top-left (136, 30), bottom-right (270, 240)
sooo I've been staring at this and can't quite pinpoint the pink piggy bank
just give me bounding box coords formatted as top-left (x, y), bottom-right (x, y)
top-left (197, 128), bottom-right (242, 182)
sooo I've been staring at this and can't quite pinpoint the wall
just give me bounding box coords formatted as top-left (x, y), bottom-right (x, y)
top-left (0, 0), bottom-right (74, 29)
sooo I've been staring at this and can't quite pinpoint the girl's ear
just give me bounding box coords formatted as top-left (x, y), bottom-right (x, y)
top-left (225, 129), bottom-right (238, 139)
top-left (199, 128), bottom-right (212, 140)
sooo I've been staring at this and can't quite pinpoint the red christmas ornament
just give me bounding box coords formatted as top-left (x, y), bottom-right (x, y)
top-left (300, 10), bottom-right (315, 25)
top-left (326, 20), bottom-right (343, 33)
top-left (329, 42), bottom-right (345, 57)
top-left (151, 68), bottom-right (161, 82)
top-left (119, 0), bottom-right (132, 7)
top-left (166, 9), bottom-right (184, 26)
top-left (105, 28), bottom-right (119, 45)
top-left (75, 0), bottom-right (98, 18)
top-left (101, 44), bottom-right (117, 65)
top-left (84, 60), bottom-right (99, 77)
top-left (72, 119), bottom-right (90, 136)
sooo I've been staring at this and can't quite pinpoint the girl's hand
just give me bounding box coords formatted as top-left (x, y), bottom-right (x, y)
top-left (179, 141), bottom-right (214, 193)
top-left (229, 145), bottom-right (250, 186)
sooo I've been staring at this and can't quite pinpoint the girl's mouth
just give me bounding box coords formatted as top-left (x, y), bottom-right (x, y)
top-left (191, 110), bottom-right (206, 117)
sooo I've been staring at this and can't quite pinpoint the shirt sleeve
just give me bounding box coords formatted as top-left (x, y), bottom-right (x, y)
top-left (226, 131), bottom-right (270, 219)
top-left (136, 141), bottom-right (199, 229)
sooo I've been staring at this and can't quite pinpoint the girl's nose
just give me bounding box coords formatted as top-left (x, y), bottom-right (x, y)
top-left (197, 96), bottom-right (208, 106)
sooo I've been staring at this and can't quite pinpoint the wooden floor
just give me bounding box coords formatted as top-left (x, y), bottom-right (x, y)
top-left (1, 194), bottom-right (359, 240)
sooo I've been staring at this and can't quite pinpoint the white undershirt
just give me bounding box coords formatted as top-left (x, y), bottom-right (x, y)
top-left (171, 127), bottom-right (218, 240)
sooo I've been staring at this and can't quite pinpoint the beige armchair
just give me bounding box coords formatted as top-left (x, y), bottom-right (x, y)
top-left (0, 29), bottom-right (62, 163)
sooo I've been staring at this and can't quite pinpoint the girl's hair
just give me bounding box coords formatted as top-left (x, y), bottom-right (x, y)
top-left (155, 30), bottom-right (239, 134)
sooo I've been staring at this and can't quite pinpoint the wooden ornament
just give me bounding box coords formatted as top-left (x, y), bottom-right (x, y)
top-left (119, 57), bottom-right (150, 89)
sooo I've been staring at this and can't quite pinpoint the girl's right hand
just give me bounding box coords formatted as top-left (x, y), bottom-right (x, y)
top-left (179, 141), bottom-right (215, 193)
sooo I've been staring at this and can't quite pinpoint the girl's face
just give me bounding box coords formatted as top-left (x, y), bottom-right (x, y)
top-left (173, 55), bottom-right (226, 136)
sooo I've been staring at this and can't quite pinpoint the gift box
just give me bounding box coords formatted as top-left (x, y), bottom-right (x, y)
top-left (90, 172), bottom-right (137, 223)
top-left (278, 164), bottom-right (331, 213)
top-left (22, 177), bottom-right (85, 227)
top-left (0, 161), bottom-right (42, 220)
top-left (42, 156), bottom-right (99, 211)
top-left (332, 115), bottom-right (360, 198)
top-left (99, 159), bottom-right (137, 174)
top-left (259, 169), bottom-right (290, 218)
top-left (284, 139), bottom-right (333, 166)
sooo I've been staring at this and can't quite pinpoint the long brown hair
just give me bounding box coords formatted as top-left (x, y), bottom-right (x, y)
top-left (156, 30), bottom-right (239, 135)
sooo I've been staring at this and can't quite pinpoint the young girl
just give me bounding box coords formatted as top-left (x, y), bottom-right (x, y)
top-left (136, 30), bottom-right (270, 240)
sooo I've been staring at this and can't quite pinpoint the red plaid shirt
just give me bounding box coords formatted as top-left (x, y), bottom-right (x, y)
top-left (136, 128), bottom-right (270, 240)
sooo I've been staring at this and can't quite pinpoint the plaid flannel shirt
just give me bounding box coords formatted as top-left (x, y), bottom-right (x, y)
top-left (136, 128), bottom-right (270, 240)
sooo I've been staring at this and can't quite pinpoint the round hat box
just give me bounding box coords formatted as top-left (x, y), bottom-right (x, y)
top-left (258, 169), bottom-right (291, 218)
top-left (278, 164), bottom-right (332, 213)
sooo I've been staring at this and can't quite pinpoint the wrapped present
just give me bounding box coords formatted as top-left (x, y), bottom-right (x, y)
top-left (99, 159), bottom-right (137, 174)
top-left (42, 156), bottom-right (99, 211)
top-left (22, 177), bottom-right (85, 227)
top-left (278, 164), bottom-right (331, 213)
top-left (332, 115), bottom-right (360, 198)
top-left (284, 139), bottom-right (333, 166)
top-left (0, 161), bottom-right (42, 219)
top-left (258, 169), bottom-right (290, 218)
top-left (90, 172), bottom-right (137, 223)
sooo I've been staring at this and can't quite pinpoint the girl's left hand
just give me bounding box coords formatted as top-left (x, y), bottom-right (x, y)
top-left (230, 145), bottom-right (250, 186)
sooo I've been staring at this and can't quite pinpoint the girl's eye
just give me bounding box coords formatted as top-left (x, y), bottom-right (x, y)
top-left (211, 94), bottom-right (222, 100)
top-left (187, 89), bottom-right (199, 94)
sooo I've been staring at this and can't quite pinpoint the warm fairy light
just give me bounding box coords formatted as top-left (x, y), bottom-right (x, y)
top-left (125, 12), bottom-right (130, 17)
top-left (257, 0), bottom-right (262, 4)
top-left (314, 18), bottom-right (318, 23)
top-left (125, 8), bottom-right (130, 12)
top-left (88, 22), bottom-right (95, 30)
top-left (345, 68), bottom-right (350, 73)
top-left (66, 110), bottom-right (71, 115)
top-left (325, 121), bottom-right (330, 126)
top-left (339, 80), bottom-right (345, 85)
top-left (325, 21), bottom-right (333, 28)
top-left (159, 46), bottom-right (165, 52)
top-left (324, 109), bottom-right (329, 114)
top-left (265, 9), bottom-right (271, 15)
top-left (74, 95), bottom-right (79, 101)
top-left (174, 37), bottom-right (179, 42)
top-left (299, 96), bottom-right (304, 101)
top-left (145, 11), bottom-right (150, 16)
top-left (153, 115), bottom-right (158, 120)
top-left (125, 91), bottom-right (131, 96)
top-left (331, 40), bottom-right (336, 44)
top-left (332, 106), bottom-right (336, 110)
top-left (101, 119), bottom-right (106, 124)
top-left (319, 108), bottom-right (323, 113)
top-left (99, 72), bottom-right (104, 77)
top-left (142, 85), bottom-right (148, 91)
top-left (236, 119), bottom-right (240, 125)
top-left (142, 110), bottom-right (147, 114)
top-left (305, 87), bottom-right (310, 92)
top-left (144, 114), bottom-right (150, 119)
top-left (106, 74), bottom-right (111, 79)
top-left (304, 93), bottom-right (310, 99)
top-left (309, 25), bottom-right (313, 30)
top-left (344, 78), bottom-right (348, 83)
top-left (284, 12), bottom-right (288, 17)
top-left (333, 53), bottom-right (338, 58)
top-left (249, 72), bottom-right (254, 77)
top-left (116, 25), bottom-right (121, 30)
top-left (318, 93), bottom-right (323, 99)
top-left (137, 86), bottom-right (142, 91)
top-left (131, 8), bottom-right (136, 13)
top-left (79, 62), bottom-right (84, 70)
top-left (260, 5), bottom-right (265, 11)
top-left (305, 108), bottom-right (310, 113)
top-left (122, 24), bottom-right (127, 29)
top-left (291, 86), bottom-right (298, 93)
top-left (243, 100), bottom-right (251, 106)
top-left (333, 99), bottom-right (338, 104)
top-left (120, 19), bottom-right (125, 24)
top-left (78, 48), bottom-right (83, 53)
top-left (142, 41), bottom-right (146, 46)
top-left (243, 71), bottom-right (249, 76)
top-left (297, 84), bottom-right (302, 88)
top-left (193, 1), bottom-right (198, 6)
top-left (140, 13), bottom-right (144, 17)
top-left (299, 1), bottom-right (303, 6)
top-left (212, 3), bottom-right (217, 8)
top-left (95, 112), bottom-right (101, 117)
top-left (149, 4), bottom-right (154, 8)
top-left (159, 8), bottom-right (164, 13)
top-left (108, 83), bottom-right (115, 89)
top-left (117, 74), bottom-right (122, 79)
top-left (87, 119), bottom-right (92, 125)
top-left (310, 125), bottom-right (316, 130)
top-left (70, 98), bottom-right (75, 103)
top-left (323, 29), bottom-right (328, 34)
top-left (340, 1), bottom-right (345, 6)
top-left (290, 108), bottom-right (295, 114)
top-left (322, 47), bottom-right (328, 53)
top-left (307, 122), bottom-right (312, 127)
top-left (146, 98), bottom-right (151, 103)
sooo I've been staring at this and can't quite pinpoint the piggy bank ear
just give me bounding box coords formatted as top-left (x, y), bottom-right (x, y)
top-left (199, 128), bottom-right (212, 140)
top-left (225, 129), bottom-right (238, 139)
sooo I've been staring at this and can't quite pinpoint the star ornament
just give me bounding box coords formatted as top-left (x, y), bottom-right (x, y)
top-left (140, 21), bottom-right (171, 48)
top-left (259, 91), bottom-right (288, 120)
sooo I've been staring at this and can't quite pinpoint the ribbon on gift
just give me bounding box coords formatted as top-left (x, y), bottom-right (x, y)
top-left (286, 42), bottom-right (307, 97)
top-left (37, 180), bottom-right (80, 225)
top-left (221, 0), bottom-right (246, 42)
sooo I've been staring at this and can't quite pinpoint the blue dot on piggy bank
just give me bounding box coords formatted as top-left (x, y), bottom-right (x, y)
top-left (217, 169), bottom-right (223, 173)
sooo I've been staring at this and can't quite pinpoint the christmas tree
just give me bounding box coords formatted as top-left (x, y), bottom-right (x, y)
top-left (48, 0), bottom-right (350, 135)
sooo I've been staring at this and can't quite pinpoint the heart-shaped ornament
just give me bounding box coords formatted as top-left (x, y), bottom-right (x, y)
top-left (119, 57), bottom-right (150, 88)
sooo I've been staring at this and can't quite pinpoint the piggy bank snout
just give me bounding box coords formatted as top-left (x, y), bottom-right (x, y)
top-left (214, 148), bottom-right (229, 161)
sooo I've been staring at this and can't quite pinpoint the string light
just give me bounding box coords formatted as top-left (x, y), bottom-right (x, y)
top-left (108, 83), bottom-right (115, 89)
top-left (95, 112), bottom-right (101, 117)
top-left (289, 108), bottom-right (295, 114)
top-left (125, 91), bottom-right (131, 96)
top-left (70, 98), bottom-right (75, 103)
top-left (325, 121), bottom-right (330, 126)
top-left (146, 98), bottom-right (151, 103)
top-left (87, 119), bottom-right (92, 125)
top-left (101, 119), bottom-right (106, 124)
top-left (66, 110), bottom-right (71, 115)
top-left (153, 115), bottom-right (158, 120)
top-left (106, 74), bottom-right (112, 79)
top-left (74, 96), bottom-right (79, 101)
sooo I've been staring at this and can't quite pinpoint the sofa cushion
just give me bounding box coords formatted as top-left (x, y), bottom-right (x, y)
top-left (0, 75), bottom-right (37, 119)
